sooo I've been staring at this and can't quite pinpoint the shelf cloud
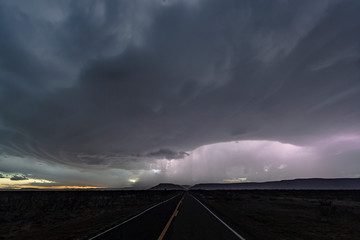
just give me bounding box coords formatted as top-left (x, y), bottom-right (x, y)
top-left (0, 0), bottom-right (359, 188)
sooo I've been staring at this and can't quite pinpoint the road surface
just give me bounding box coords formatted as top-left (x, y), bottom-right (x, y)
top-left (89, 192), bottom-right (245, 240)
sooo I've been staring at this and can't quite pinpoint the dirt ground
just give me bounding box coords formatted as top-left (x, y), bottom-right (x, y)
top-left (0, 190), bottom-right (179, 240)
top-left (192, 190), bottom-right (360, 240)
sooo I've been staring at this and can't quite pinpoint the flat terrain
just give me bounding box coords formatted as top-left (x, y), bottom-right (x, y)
top-left (0, 190), bottom-right (179, 240)
top-left (192, 190), bottom-right (360, 240)
top-left (3, 190), bottom-right (360, 239)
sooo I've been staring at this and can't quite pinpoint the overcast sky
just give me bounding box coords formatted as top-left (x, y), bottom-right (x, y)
top-left (0, 0), bottom-right (359, 189)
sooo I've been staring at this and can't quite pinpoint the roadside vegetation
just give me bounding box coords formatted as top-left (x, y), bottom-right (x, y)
top-left (192, 190), bottom-right (360, 240)
top-left (0, 190), bottom-right (179, 240)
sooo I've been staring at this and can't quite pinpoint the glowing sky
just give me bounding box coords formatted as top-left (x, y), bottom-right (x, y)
top-left (0, 0), bottom-right (359, 189)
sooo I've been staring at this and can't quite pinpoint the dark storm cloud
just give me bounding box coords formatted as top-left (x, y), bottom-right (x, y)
top-left (10, 175), bottom-right (28, 181)
top-left (0, 0), bottom-right (359, 172)
top-left (147, 149), bottom-right (189, 160)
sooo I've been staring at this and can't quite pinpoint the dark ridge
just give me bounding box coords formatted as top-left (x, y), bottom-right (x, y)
top-left (148, 183), bottom-right (185, 190)
top-left (190, 178), bottom-right (360, 190)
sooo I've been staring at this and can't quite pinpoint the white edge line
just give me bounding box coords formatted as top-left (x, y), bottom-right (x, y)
top-left (89, 194), bottom-right (180, 240)
top-left (191, 195), bottom-right (246, 240)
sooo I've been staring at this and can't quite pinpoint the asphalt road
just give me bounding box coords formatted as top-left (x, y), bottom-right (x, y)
top-left (89, 192), bottom-right (244, 240)
top-left (164, 193), bottom-right (242, 240)
top-left (90, 194), bottom-right (182, 240)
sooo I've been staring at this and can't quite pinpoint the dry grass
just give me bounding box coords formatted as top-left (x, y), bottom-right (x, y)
top-left (0, 190), bottom-right (179, 240)
top-left (192, 190), bottom-right (360, 240)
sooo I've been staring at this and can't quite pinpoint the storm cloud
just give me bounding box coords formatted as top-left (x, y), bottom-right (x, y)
top-left (0, 0), bottom-right (359, 188)
top-left (10, 175), bottom-right (28, 181)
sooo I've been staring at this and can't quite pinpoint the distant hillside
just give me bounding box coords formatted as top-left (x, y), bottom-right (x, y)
top-left (149, 183), bottom-right (185, 190)
top-left (190, 178), bottom-right (360, 190)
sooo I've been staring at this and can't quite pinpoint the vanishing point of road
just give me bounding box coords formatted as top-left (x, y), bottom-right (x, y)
top-left (89, 192), bottom-right (246, 240)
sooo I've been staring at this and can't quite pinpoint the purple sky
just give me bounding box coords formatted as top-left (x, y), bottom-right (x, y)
top-left (0, 0), bottom-right (359, 188)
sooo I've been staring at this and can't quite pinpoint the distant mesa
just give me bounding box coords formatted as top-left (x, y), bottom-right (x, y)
top-left (190, 178), bottom-right (360, 190)
top-left (148, 183), bottom-right (186, 190)
top-left (148, 178), bottom-right (360, 191)
top-left (181, 185), bottom-right (191, 190)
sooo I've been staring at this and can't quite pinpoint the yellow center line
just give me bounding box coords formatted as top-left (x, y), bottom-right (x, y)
top-left (157, 196), bottom-right (184, 240)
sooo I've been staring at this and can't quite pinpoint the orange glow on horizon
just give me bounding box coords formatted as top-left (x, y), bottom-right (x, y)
top-left (0, 185), bottom-right (106, 190)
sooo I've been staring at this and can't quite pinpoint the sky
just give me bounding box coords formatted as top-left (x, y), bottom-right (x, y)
top-left (0, 0), bottom-right (359, 189)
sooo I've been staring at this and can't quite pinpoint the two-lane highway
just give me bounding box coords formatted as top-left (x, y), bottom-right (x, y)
top-left (89, 192), bottom-right (245, 240)
top-left (164, 193), bottom-right (244, 240)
